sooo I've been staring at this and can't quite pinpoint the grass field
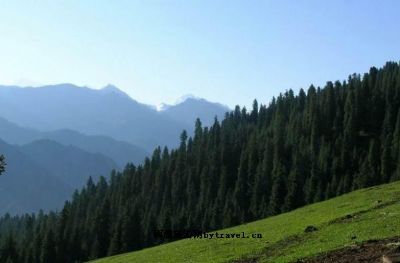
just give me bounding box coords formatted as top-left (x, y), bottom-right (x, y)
top-left (92, 181), bottom-right (400, 263)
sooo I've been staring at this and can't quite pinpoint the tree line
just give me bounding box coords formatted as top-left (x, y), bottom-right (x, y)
top-left (1, 62), bottom-right (400, 263)
top-left (0, 155), bottom-right (5, 175)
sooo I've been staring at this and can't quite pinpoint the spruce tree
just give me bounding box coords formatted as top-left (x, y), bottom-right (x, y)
top-left (40, 230), bottom-right (56, 263)
top-left (91, 198), bottom-right (111, 258)
top-left (0, 154), bottom-right (5, 175)
top-left (1, 234), bottom-right (19, 263)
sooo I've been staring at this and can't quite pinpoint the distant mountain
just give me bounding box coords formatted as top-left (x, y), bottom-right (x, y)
top-left (0, 117), bottom-right (40, 145)
top-left (0, 139), bottom-right (72, 214)
top-left (42, 129), bottom-right (148, 167)
top-left (0, 138), bottom-right (120, 214)
top-left (0, 84), bottom-right (184, 150)
top-left (98, 84), bottom-right (132, 99)
top-left (19, 139), bottom-right (118, 188)
top-left (0, 84), bottom-right (230, 151)
top-left (160, 96), bottom-right (229, 127)
top-left (0, 117), bottom-right (148, 167)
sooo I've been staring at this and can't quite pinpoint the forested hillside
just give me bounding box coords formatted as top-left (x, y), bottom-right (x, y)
top-left (1, 62), bottom-right (400, 263)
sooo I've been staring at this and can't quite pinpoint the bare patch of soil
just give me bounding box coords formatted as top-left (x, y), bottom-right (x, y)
top-left (299, 237), bottom-right (400, 263)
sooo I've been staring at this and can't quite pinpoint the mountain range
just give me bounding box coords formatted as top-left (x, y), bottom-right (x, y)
top-left (161, 96), bottom-right (229, 126)
top-left (0, 84), bottom-right (229, 151)
top-left (0, 135), bottom-right (122, 214)
top-left (0, 117), bottom-right (147, 167)
top-left (0, 83), bottom-right (229, 214)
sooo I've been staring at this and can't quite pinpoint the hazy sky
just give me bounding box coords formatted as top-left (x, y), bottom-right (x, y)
top-left (0, 1), bottom-right (399, 108)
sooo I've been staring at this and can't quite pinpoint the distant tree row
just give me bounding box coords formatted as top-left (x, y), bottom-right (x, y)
top-left (1, 62), bottom-right (400, 262)
top-left (0, 155), bottom-right (5, 175)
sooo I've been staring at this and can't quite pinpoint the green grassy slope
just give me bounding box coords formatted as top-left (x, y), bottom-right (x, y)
top-left (92, 181), bottom-right (400, 263)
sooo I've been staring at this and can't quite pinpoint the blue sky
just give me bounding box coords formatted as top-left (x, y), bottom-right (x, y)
top-left (0, 0), bottom-right (399, 108)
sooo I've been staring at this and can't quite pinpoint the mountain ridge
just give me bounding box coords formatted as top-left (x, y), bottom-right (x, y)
top-left (0, 137), bottom-right (120, 214)
top-left (19, 139), bottom-right (118, 188)
top-left (0, 139), bottom-right (72, 214)
top-left (0, 83), bottom-right (229, 150)
top-left (0, 116), bottom-right (148, 167)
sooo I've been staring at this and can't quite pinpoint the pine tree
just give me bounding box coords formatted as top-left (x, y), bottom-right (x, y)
top-left (268, 157), bottom-right (287, 215)
top-left (250, 99), bottom-right (259, 122)
top-left (91, 198), bottom-right (111, 258)
top-left (392, 154), bottom-right (400, 182)
top-left (108, 220), bottom-right (122, 256)
top-left (381, 134), bottom-right (393, 182)
top-left (1, 234), bottom-right (19, 263)
top-left (367, 139), bottom-right (380, 185)
top-left (283, 156), bottom-right (305, 211)
top-left (268, 173), bottom-right (286, 215)
top-left (233, 150), bottom-right (249, 223)
top-left (391, 112), bottom-right (400, 174)
top-left (40, 230), bottom-right (56, 263)
top-left (0, 154), bottom-right (5, 175)
top-left (305, 164), bottom-right (319, 204)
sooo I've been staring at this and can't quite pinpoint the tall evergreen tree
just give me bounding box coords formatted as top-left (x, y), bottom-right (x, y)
top-left (40, 230), bottom-right (56, 263)
top-left (1, 234), bottom-right (19, 263)
top-left (0, 154), bottom-right (5, 175)
top-left (91, 198), bottom-right (111, 258)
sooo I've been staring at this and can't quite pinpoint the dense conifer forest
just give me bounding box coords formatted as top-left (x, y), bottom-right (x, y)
top-left (1, 62), bottom-right (400, 263)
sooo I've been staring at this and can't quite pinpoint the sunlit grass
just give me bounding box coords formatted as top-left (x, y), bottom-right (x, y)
top-left (92, 181), bottom-right (400, 263)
